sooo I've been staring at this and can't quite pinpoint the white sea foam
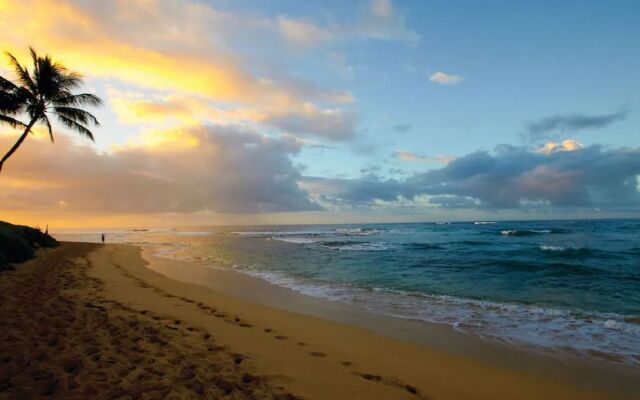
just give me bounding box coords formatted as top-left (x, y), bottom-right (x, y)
top-left (329, 242), bottom-right (394, 251)
top-left (540, 245), bottom-right (566, 251)
top-left (272, 236), bottom-right (394, 251)
top-left (333, 228), bottom-right (382, 236)
top-left (272, 236), bottom-right (322, 244)
top-left (539, 244), bottom-right (585, 252)
top-left (223, 262), bottom-right (640, 364)
top-left (118, 229), bottom-right (640, 366)
top-left (474, 221), bottom-right (497, 225)
top-left (502, 229), bottom-right (554, 236)
top-left (232, 230), bottom-right (329, 237)
top-left (233, 227), bottom-right (383, 238)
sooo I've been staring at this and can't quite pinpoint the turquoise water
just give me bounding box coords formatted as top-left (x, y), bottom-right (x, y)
top-left (57, 219), bottom-right (640, 363)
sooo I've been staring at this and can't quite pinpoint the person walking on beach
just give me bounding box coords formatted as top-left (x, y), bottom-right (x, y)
top-left (101, 234), bottom-right (105, 244)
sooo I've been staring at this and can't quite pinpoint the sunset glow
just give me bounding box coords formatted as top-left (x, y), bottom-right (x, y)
top-left (1, 0), bottom-right (639, 228)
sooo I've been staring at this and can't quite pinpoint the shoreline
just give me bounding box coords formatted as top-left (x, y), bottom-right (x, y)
top-left (141, 244), bottom-right (638, 368)
top-left (56, 221), bottom-right (640, 367)
top-left (129, 243), bottom-right (639, 398)
top-left (3, 242), bottom-right (636, 398)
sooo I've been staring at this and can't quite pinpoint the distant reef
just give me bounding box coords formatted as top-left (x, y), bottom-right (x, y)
top-left (0, 221), bottom-right (58, 270)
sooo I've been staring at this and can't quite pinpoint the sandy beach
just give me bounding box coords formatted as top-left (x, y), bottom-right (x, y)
top-left (1, 242), bottom-right (638, 399)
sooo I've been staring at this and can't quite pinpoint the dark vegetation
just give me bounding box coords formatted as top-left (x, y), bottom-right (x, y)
top-left (0, 47), bottom-right (102, 174)
top-left (0, 220), bottom-right (58, 270)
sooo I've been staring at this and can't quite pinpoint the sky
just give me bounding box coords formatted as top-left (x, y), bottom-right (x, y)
top-left (0, 0), bottom-right (639, 228)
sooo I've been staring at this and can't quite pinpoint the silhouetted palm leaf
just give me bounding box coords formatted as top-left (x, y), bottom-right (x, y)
top-left (0, 47), bottom-right (102, 173)
top-left (57, 115), bottom-right (94, 141)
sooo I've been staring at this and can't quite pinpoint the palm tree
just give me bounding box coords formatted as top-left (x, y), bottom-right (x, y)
top-left (0, 47), bottom-right (102, 174)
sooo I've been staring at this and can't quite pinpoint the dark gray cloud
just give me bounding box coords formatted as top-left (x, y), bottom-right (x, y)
top-left (310, 145), bottom-right (640, 210)
top-left (523, 110), bottom-right (628, 142)
top-left (0, 125), bottom-right (322, 214)
top-left (4, 125), bottom-right (639, 216)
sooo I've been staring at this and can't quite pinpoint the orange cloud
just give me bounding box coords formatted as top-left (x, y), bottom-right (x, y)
top-left (393, 150), bottom-right (454, 164)
top-left (0, 125), bottom-right (319, 220)
top-left (0, 0), bottom-right (350, 108)
top-left (107, 89), bottom-right (356, 141)
top-left (108, 89), bottom-right (267, 126)
top-left (0, 0), bottom-right (255, 101)
top-left (536, 139), bottom-right (584, 154)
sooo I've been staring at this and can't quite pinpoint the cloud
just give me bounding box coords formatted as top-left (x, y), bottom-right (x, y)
top-left (0, 0), bottom-right (352, 111)
top-left (429, 71), bottom-right (464, 85)
top-left (536, 139), bottom-right (584, 154)
top-left (0, 0), bottom-right (253, 101)
top-left (523, 110), bottom-right (628, 142)
top-left (108, 90), bottom-right (356, 141)
top-left (371, 0), bottom-right (394, 18)
top-left (261, 104), bottom-right (357, 141)
top-left (108, 89), bottom-right (266, 126)
top-left (277, 17), bottom-right (333, 47)
top-left (329, 52), bottom-right (355, 77)
top-left (0, 125), bottom-right (321, 214)
top-left (352, 0), bottom-right (420, 46)
top-left (275, 0), bottom-right (420, 48)
top-left (391, 124), bottom-right (412, 133)
top-left (393, 150), bottom-right (454, 164)
top-left (313, 145), bottom-right (640, 210)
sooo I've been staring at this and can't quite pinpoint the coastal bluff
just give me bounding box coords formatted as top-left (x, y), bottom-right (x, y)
top-left (0, 221), bottom-right (58, 270)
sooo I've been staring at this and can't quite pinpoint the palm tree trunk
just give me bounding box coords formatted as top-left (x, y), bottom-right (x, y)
top-left (0, 117), bottom-right (37, 174)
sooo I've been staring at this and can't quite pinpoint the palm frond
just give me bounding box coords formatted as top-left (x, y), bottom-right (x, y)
top-left (29, 47), bottom-right (40, 89)
top-left (40, 115), bottom-right (54, 142)
top-left (57, 114), bottom-right (95, 141)
top-left (1, 70), bottom-right (24, 113)
top-left (57, 70), bottom-right (82, 91)
top-left (0, 75), bottom-right (19, 92)
top-left (6, 52), bottom-right (36, 94)
top-left (0, 93), bottom-right (18, 113)
top-left (0, 77), bottom-right (30, 114)
top-left (0, 114), bottom-right (26, 128)
top-left (53, 92), bottom-right (103, 107)
top-left (54, 106), bottom-right (100, 126)
top-left (35, 55), bottom-right (59, 98)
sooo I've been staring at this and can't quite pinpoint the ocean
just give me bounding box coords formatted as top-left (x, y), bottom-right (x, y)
top-left (57, 219), bottom-right (640, 364)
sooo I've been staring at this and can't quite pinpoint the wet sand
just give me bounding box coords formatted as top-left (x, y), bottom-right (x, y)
top-left (0, 242), bottom-right (638, 399)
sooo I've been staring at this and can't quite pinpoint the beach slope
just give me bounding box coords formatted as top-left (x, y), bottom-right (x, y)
top-left (0, 243), bottom-right (633, 399)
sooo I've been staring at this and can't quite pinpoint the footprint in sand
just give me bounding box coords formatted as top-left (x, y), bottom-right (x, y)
top-left (356, 372), bottom-right (424, 398)
top-left (232, 354), bottom-right (245, 365)
top-left (341, 361), bottom-right (353, 367)
top-left (274, 335), bottom-right (288, 340)
top-left (359, 373), bottom-right (382, 382)
top-left (309, 352), bottom-right (326, 358)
